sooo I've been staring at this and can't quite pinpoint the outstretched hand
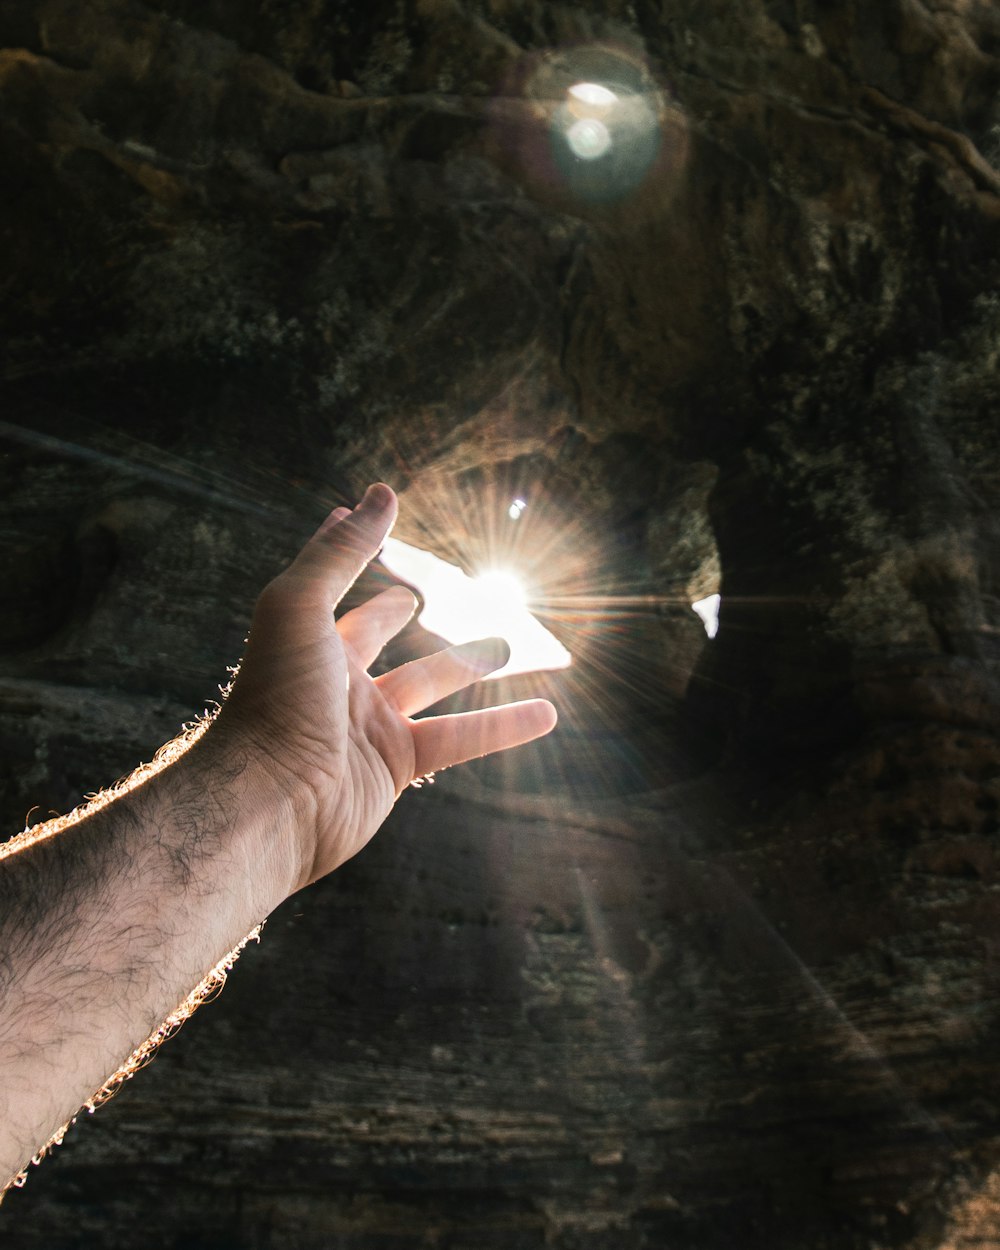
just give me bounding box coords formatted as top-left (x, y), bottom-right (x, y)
top-left (215, 484), bottom-right (557, 891)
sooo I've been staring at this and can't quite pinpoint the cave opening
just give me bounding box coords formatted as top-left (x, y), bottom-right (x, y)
top-left (379, 535), bottom-right (573, 681)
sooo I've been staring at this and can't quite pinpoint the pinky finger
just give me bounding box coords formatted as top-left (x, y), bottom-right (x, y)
top-left (411, 700), bottom-right (557, 779)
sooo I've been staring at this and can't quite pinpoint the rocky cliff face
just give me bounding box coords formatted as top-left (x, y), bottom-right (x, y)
top-left (2, 1), bottom-right (1000, 1246)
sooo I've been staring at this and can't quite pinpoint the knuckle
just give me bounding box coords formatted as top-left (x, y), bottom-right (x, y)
top-left (255, 574), bottom-right (288, 610)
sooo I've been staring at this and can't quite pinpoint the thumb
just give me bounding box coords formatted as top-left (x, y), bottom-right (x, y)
top-left (290, 483), bottom-right (398, 610)
top-left (242, 485), bottom-right (398, 662)
top-left (275, 480), bottom-right (397, 622)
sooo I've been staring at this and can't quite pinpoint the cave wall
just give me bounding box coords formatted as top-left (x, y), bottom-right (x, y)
top-left (2, 1), bottom-right (1000, 1246)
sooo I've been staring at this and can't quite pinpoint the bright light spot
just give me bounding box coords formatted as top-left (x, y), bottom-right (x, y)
top-left (568, 82), bottom-right (619, 108)
top-left (380, 537), bottom-right (572, 679)
top-left (508, 498), bottom-right (527, 520)
top-left (692, 594), bottom-right (721, 639)
top-left (473, 568), bottom-right (527, 612)
top-left (567, 117), bottom-right (612, 161)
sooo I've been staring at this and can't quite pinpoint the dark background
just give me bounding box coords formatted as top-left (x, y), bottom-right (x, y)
top-left (2, 1), bottom-right (1000, 1245)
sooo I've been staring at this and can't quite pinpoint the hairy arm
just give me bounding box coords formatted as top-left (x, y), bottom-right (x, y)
top-left (0, 484), bottom-right (556, 1193)
top-left (0, 729), bottom-right (301, 1191)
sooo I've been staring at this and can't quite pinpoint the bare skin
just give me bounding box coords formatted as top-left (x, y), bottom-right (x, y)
top-left (0, 483), bottom-right (556, 1192)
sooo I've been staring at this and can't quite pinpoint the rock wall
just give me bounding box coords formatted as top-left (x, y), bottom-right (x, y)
top-left (1, 1), bottom-right (1000, 1246)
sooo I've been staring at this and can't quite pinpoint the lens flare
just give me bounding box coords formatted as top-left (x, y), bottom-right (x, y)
top-left (473, 568), bottom-right (528, 612)
top-left (568, 82), bottom-right (619, 108)
top-left (692, 593), bottom-right (721, 638)
top-left (547, 61), bottom-right (662, 199)
top-left (567, 117), bottom-right (612, 161)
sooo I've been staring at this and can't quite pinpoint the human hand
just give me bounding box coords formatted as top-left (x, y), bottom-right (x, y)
top-left (214, 484), bottom-right (557, 892)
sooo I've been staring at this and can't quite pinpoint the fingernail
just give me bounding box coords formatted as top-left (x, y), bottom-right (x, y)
top-left (459, 637), bottom-right (511, 672)
top-left (358, 482), bottom-right (394, 511)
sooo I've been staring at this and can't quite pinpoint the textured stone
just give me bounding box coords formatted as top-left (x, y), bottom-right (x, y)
top-left (1, 0), bottom-right (1000, 1246)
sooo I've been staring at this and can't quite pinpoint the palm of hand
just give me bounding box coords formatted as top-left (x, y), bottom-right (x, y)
top-left (253, 631), bottom-right (411, 875)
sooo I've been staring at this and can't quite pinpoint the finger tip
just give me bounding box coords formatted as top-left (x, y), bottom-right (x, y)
top-left (536, 699), bottom-right (558, 733)
top-left (361, 482), bottom-right (397, 513)
top-left (390, 583), bottom-right (419, 614)
top-left (512, 698), bottom-right (558, 738)
top-left (460, 636), bottom-right (510, 673)
top-left (317, 505), bottom-right (352, 536)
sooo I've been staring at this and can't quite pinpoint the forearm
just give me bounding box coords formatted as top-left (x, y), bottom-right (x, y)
top-left (0, 727), bottom-right (301, 1191)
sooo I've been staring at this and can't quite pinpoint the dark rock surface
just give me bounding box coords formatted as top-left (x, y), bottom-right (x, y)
top-left (2, 0), bottom-right (1000, 1245)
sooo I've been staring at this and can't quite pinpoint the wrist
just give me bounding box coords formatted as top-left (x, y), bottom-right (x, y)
top-left (159, 721), bottom-right (312, 913)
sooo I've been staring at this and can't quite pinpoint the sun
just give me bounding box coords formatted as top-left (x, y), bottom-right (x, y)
top-left (470, 569), bottom-right (528, 613)
top-left (379, 538), bottom-right (571, 679)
